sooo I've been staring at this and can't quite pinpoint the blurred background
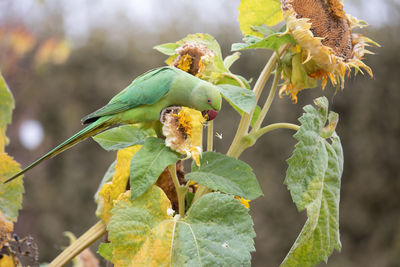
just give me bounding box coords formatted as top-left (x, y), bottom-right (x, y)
top-left (1, 0), bottom-right (399, 266)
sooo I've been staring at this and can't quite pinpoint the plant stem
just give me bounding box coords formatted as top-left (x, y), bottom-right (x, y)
top-left (49, 221), bottom-right (106, 267)
top-left (168, 164), bottom-right (185, 216)
top-left (207, 120), bottom-right (214, 152)
top-left (252, 123), bottom-right (300, 140)
top-left (227, 52), bottom-right (279, 157)
top-left (191, 121), bottom-right (214, 204)
top-left (229, 123), bottom-right (300, 159)
top-left (251, 69), bottom-right (281, 132)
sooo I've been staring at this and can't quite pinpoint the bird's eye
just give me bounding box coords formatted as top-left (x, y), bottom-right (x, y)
top-left (207, 98), bottom-right (211, 104)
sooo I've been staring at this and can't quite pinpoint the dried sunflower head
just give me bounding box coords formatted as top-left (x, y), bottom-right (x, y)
top-left (161, 106), bottom-right (206, 166)
top-left (279, 0), bottom-right (378, 102)
top-left (172, 42), bottom-right (214, 76)
top-left (154, 33), bottom-right (250, 87)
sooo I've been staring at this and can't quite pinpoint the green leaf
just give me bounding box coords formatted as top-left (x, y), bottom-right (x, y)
top-left (251, 25), bottom-right (276, 36)
top-left (282, 97), bottom-right (342, 266)
top-left (153, 42), bottom-right (180, 56)
top-left (172, 192), bottom-right (255, 266)
top-left (130, 137), bottom-right (180, 200)
top-left (0, 74), bottom-right (15, 151)
top-left (106, 186), bottom-right (174, 266)
top-left (250, 105), bottom-right (261, 128)
top-left (232, 33), bottom-right (295, 52)
top-left (93, 124), bottom-right (155, 151)
top-left (0, 153), bottom-right (24, 222)
top-left (223, 52), bottom-right (241, 70)
top-left (217, 84), bottom-right (256, 114)
top-left (105, 188), bottom-right (256, 266)
top-left (98, 243), bottom-right (113, 262)
top-left (186, 152), bottom-right (262, 200)
top-left (238, 0), bottom-right (283, 37)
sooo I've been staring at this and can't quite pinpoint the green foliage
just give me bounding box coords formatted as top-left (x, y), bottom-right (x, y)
top-left (282, 97), bottom-right (343, 266)
top-left (232, 32), bottom-right (295, 52)
top-left (238, 0), bottom-right (283, 37)
top-left (0, 154), bottom-right (24, 222)
top-left (0, 74), bottom-right (14, 151)
top-left (172, 192), bottom-right (255, 266)
top-left (129, 137), bottom-right (180, 200)
top-left (93, 125), bottom-right (155, 151)
top-left (0, 73), bottom-right (24, 225)
top-left (217, 84), bottom-right (256, 114)
top-left (223, 52), bottom-right (241, 70)
top-left (250, 105), bottom-right (261, 128)
top-left (103, 187), bottom-right (255, 267)
top-left (153, 42), bottom-right (180, 56)
top-left (186, 152), bottom-right (262, 200)
top-left (102, 186), bottom-right (174, 266)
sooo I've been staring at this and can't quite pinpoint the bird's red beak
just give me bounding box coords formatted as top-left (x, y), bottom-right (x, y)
top-left (202, 110), bottom-right (218, 121)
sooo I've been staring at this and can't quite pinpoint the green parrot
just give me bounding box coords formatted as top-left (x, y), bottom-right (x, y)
top-left (5, 66), bottom-right (222, 183)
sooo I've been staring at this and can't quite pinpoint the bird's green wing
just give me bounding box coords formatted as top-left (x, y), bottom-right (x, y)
top-left (82, 67), bottom-right (178, 123)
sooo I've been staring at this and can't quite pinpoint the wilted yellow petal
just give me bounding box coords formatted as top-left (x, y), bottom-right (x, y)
top-left (176, 107), bottom-right (205, 166)
top-left (235, 196), bottom-right (250, 209)
top-left (279, 0), bottom-right (378, 101)
top-left (162, 107), bottom-right (205, 166)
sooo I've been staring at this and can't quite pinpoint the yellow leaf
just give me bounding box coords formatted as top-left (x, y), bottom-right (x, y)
top-left (97, 145), bottom-right (141, 223)
top-left (238, 0), bottom-right (283, 37)
top-left (0, 254), bottom-right (15, 267)
top-left (0, 211), bottom-right (13, 250)
top-left (106, 187), bottom-right (174, 267)
top-left (0, 153), bottom-right (24, 222)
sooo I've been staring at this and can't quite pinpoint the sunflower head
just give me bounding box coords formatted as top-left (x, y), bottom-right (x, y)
top-left (172, 42), bottom-right (213, 76)
top-left (279, 0), bottom-right (378, 102)
top-left (161, 106), bottom-right (206, 166)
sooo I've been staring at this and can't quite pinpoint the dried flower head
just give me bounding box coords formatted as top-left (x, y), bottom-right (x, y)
top-left (161, 106), bottom-right (206, 166)
top-left (279, 0), bottom-right (378, 102)
top-left (172, 42), bottom-right (214, 76)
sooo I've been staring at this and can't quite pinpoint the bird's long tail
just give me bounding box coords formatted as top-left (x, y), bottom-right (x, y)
top-left (4, 117), bottom-right (111, 184)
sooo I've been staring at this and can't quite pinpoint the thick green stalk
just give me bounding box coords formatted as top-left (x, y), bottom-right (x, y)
top-left (251, 69), bottom-right (281, 132)
top-left (168, 164), bottom-right (186, 216)
top-left (229, 123), bottom-right (300, 158)
top-left (227, 52), bottom-right (279, 157)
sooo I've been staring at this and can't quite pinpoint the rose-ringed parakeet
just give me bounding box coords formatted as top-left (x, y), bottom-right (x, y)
top-left (5, 66), bottom-right (221, 183)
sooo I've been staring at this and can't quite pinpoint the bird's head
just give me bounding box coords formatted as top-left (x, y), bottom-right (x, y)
top-left (190, 82), bottom-right (222, 120)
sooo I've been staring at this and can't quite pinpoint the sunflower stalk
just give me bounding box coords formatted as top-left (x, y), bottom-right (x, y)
top-left (168, 164), bottom-right (186, 216)
top-left (251, 68), bottom-right (281, 132)
top-left (49, 221), bottom-right (106, 267)
top-left (192, 120), bottom-right (214, 203)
